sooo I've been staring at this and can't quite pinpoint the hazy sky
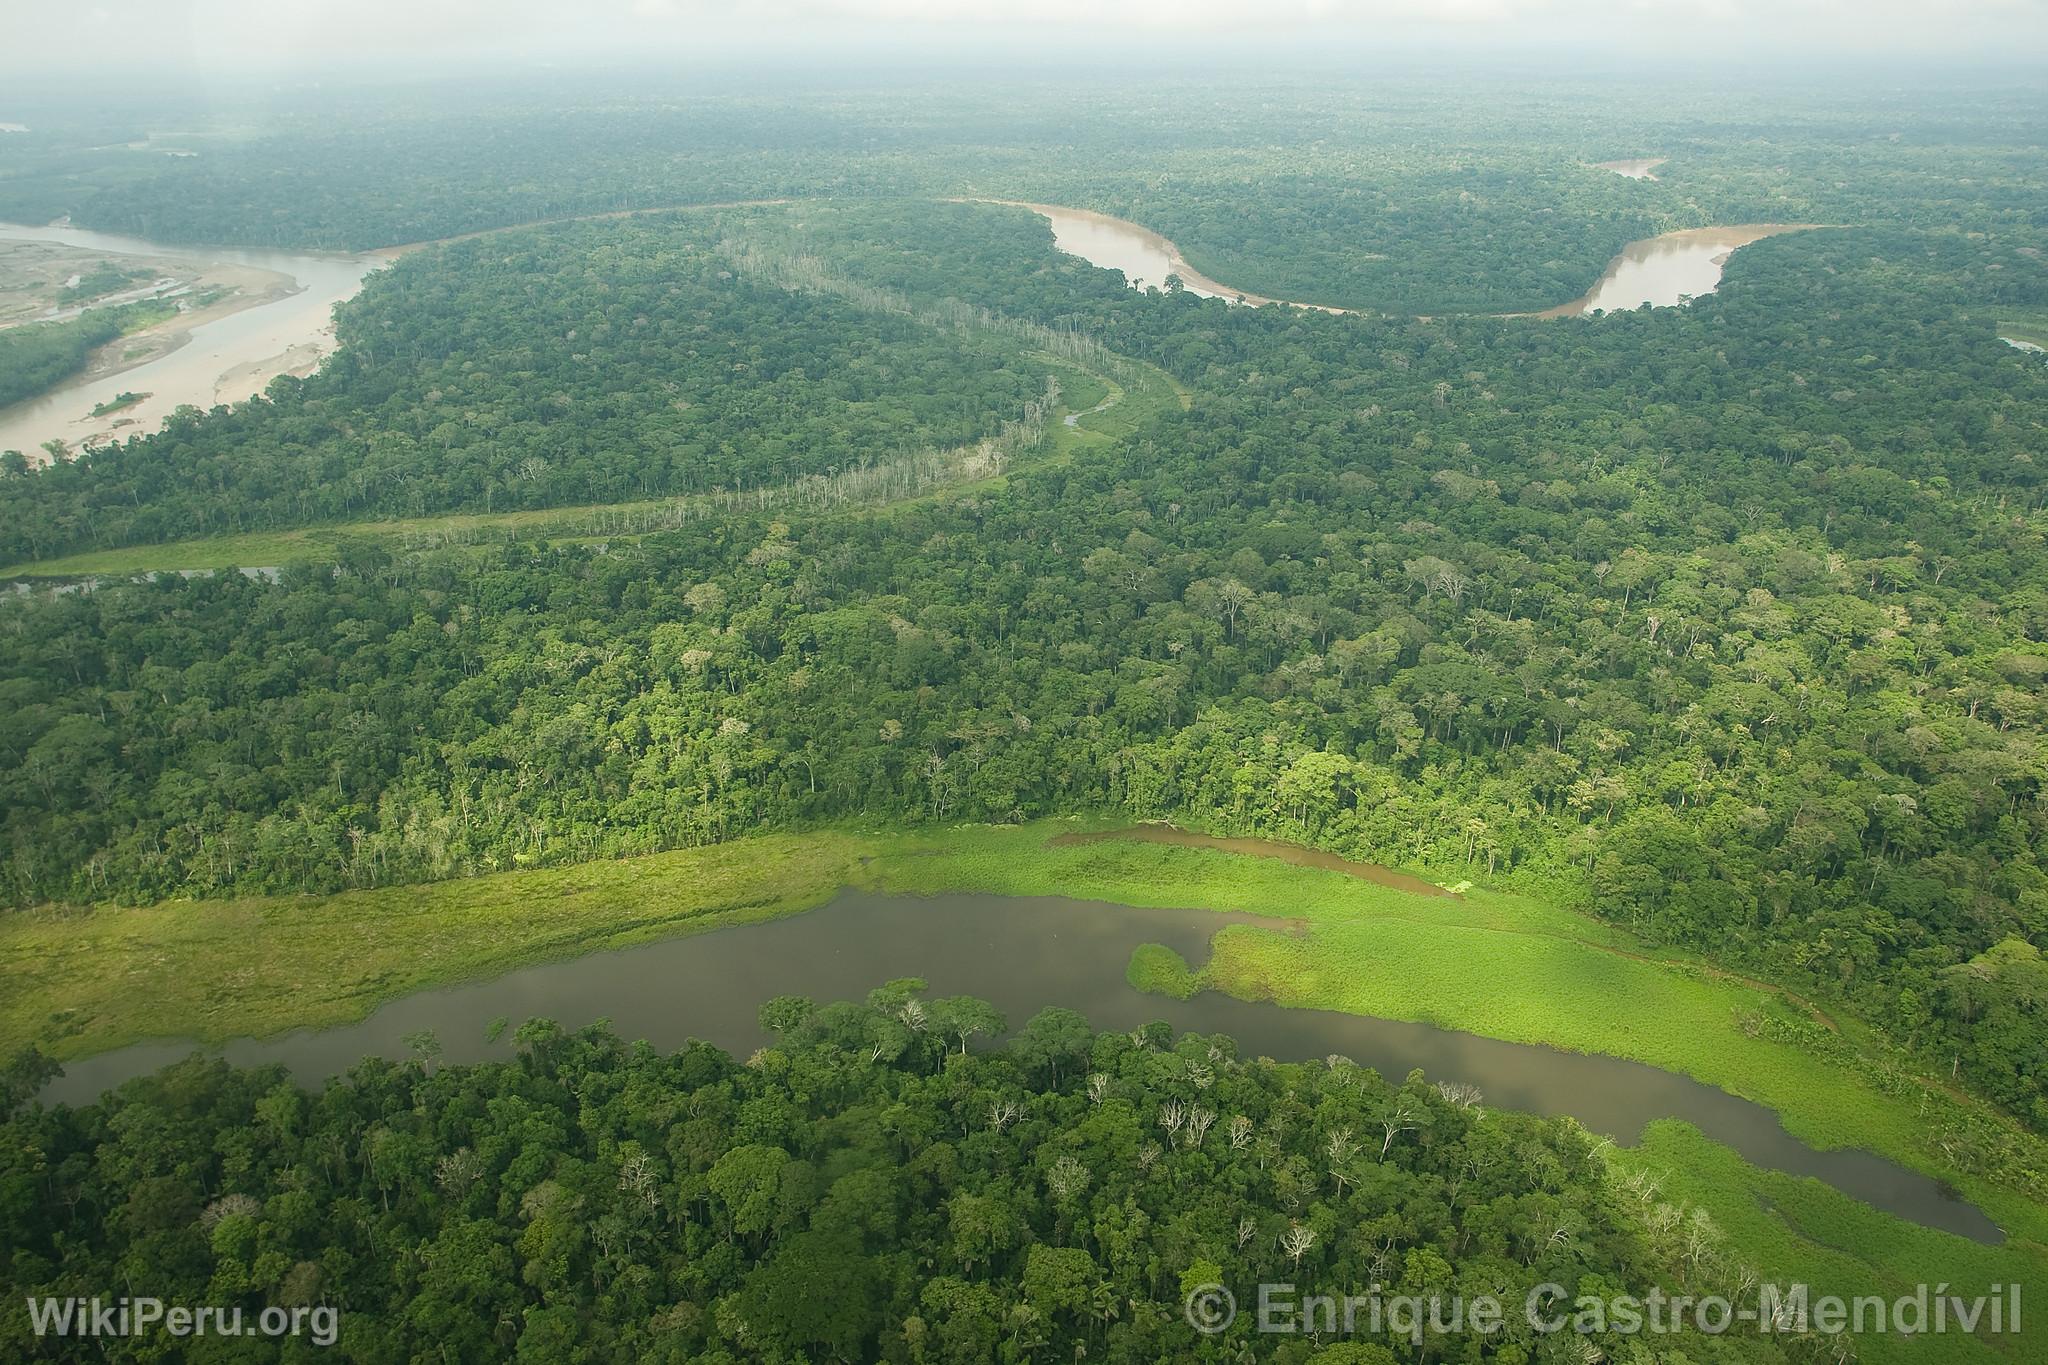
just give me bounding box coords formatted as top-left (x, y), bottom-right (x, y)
top-left (6, 0), bottom-right (2047, 77)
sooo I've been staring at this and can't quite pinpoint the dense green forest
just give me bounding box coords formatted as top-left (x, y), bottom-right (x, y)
top-left (0, 219), bottom-right (1062, 551)
top-left (0, 301), bottom-right (170, 413)
top-left (2, 992), bottom-right (1828, 1362)
top-left (4, 76), bottom-right (2042, 313)
top-left (3, 194), bottom-right (2043, 1133)
top-left (0, 75), bottom-right (2045, 1363)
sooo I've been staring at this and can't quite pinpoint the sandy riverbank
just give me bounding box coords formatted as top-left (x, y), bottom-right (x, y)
top-left (1525, 224), bottom-right (1826, 319)
top-left (1595, 157), bottom-right (1667, 180)
top-left (963, 199), bottom-right (1359, 315)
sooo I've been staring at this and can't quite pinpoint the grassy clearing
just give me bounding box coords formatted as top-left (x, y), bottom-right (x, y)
top-left (1040, 351), bottom-right (1191, 450)
top-left (1613, 1124), bottom-right (2032, 1365)
top-left (6, 818), bottom-right (2043, 1345)
top-left (1, 833), bottom-right (865, 1059)
top-left (0, 478), bottom-right (970, 579)
top-left (0, 503), bottom-right (669, 578)
top-left (1999, 319), bottom-right (2048, 349)
top-left (1, 533), bottom-right (321, 577)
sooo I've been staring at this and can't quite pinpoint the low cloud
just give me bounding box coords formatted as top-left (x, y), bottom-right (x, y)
top-left (4, 0), bottom-right (2042, 77)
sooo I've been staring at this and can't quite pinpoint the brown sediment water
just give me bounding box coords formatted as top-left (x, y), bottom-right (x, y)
top-left (981, 202), bottom-right (1819, 325)
top-left (0, 221), bottom-right (391, 460)
top-left (0, 200), bottom-right (795, 461)
top-left (970, 200), bottom-right (1355, 315)
top-left (1532, 224), bottom-right (1824, 318)
top-left (1594, 157), bottom-right (1667, 180)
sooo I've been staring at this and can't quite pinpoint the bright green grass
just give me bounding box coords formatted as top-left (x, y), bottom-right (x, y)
top-left (1, 833), bottom-right (866, 1059)
top-left (865, 823), bottom-right (2048, 1249)
top-left (1201, 910), bottom-right (2048, 1236)
top-left (7, 817), bottom-right (2044, 1348)
top-left (1612, 1123), bottom-right (2034, 1364)
top-left (1125, 942), bottom-right (1200, 999)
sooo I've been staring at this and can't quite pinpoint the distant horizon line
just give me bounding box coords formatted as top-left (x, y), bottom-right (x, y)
top-left (4, 45), bottom-right (2047, 97)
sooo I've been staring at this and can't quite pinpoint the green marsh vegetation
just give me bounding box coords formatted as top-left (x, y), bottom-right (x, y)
top-left (1124, 942), bottom-right (1203, 1000)
top-left (0, 73), bottom-right (2044, 1359)
top-left (6, 993), bottom-right (1789, 1364)
top-left (1608, 1123), bottom-right (2030, 1365)
top-left (6, 824), bottom-right (2042, 1361)
top-left (3, 195), bottom-right (2040, 1144)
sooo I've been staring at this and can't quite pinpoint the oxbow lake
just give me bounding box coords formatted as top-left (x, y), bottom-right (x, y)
top-left (45, 882), bottom-right (2000, 1244)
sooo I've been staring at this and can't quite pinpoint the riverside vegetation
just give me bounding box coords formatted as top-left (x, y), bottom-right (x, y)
top-left (2, 993), bottom-right (1819, 1364)
top-left (0, 300), bottom-right (176, 415)
top-left (0, 74), bottom-right (2044, 1362)
top-left (4, 198), bottom-right (2042, 1137)
top-left (4, 825), bottom-right (2041, 1362)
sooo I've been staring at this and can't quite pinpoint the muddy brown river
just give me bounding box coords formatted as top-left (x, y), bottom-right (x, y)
top-left (995, 201), bottom-right (1353, 313)
top-left (0, 222), bottom-right (393, 459)
top-left (1007, 202), bottom-right (1814, 321)
top-left (1538, 225), bottom-right (1821, 316)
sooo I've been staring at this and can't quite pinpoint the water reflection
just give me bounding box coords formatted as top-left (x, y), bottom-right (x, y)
top-left (43, 888), bottom-right (2000, 1243)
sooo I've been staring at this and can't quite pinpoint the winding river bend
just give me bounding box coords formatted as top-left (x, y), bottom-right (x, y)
top-left (0, 222), bottom-right (393, 459)
top-left (44, 885), bottom-right (2000, 1244)
top-left (1537, 224), bottom-right (1822, 316)
top-left (993, 201), bottom-right (1353, 314)
top-left (1009, 202), bottom-right (1818, 320)
top-left (2, 205), bottom-right (1824, 463)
